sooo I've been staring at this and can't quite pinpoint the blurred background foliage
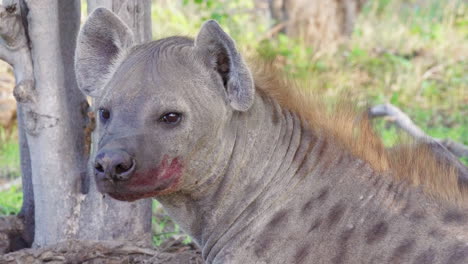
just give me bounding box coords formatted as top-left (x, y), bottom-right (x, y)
top-left (0, 0), bottom-right (466, 246)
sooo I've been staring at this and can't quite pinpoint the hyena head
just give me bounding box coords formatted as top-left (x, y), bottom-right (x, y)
top-left (75, 8), bottom-right (254, 201)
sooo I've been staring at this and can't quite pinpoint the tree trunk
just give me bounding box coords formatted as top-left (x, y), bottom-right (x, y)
top-left (0, 0), bottom-right (152, 249)
top-left (75, 0), bottom-right (153, 244)
top-left (20, 0), bottom-right (88, 247)
top-left (87, 0), bottom-right (152, 44)
top-left (268, 0), bottom-right (367, 50)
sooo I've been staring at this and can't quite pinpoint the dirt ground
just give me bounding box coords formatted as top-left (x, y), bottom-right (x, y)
top-left (0, 215), bottom-right (204, 263)
top-left (1, 238), bottom-right (204, 264)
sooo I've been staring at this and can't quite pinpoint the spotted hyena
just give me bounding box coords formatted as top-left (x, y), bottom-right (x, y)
top-left (75, 8), bottom-right (468, 264)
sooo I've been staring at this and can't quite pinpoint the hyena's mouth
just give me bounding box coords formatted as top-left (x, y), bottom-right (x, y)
top-left (96, 156), bottom-right (184, 201)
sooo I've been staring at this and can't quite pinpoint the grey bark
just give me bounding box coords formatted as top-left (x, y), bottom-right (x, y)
top-left (73, 0), bottom-right (152, 245)
top-left (87, 0), bottom-right (152, 44)
top-left (0, 0), bottom-right (34, 248)
top-left (20, 0), bottom-right (88, 246)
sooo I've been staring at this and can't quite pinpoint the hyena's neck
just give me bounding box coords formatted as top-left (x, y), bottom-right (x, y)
top-left (158, 94), bottom-right (468, 264)
top-left (158, 94), bottom-right (321, 254)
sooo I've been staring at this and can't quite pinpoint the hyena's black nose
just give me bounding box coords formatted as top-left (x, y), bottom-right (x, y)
top-left (94, 150), bottom-right (135, 181)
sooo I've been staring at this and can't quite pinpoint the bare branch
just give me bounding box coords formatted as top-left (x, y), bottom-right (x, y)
top-left (260, 22), bottom-right (287, 41)
top-left (369, 103), bottom-right (468, 185)
top-left (0, 0), bottom-right (35, 104)
top-left (439, 139), bottom-right (468, 159)
top-left (368, 103), bottom-right (468, 158)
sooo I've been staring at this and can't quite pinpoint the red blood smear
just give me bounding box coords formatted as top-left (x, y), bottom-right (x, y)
top-left (130, 155), bottom-right (182, 187)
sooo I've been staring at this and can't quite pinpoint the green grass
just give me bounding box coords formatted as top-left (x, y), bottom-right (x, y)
top-left (0, 126), bottom-right (21, 180)
top-left (0, 126), bottom-right (22, 216)
top-left (152, 200), bottom-right (191, 246)
top-left (0, 184), bottom-right (22, 215)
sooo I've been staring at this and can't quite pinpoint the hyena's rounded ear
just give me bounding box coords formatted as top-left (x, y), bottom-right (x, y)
top-left (195, 20), bottom-right (255, 112)
top-left (75, 7), bottom-right (134, 98)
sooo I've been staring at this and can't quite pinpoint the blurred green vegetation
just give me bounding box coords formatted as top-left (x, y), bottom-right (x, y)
top-left (0, 0), bottom-right (466, 246)
top-left (152, 200), bottom-right (192, 246)
top-left (0, 184), bottom-right (22, 215)
top-left (0, 126), bottom-right (20, 180)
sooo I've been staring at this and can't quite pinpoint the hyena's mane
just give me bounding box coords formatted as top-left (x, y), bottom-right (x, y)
top-left (251, 61), bottom-right (466, 204)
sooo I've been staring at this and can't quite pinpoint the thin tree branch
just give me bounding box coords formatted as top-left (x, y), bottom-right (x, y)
top-left (368, 103), bottom-right (468, 158)
top-left (369, 103), bottom-right (428, 139)
top-left (0, 0), bottom-right (35, 104)
top-left (260, 22), bottom-right (287, 41)
top-left (369, 103), bottom-right (468, 185)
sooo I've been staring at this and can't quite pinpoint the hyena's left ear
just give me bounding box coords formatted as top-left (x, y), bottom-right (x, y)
top-left (75, 7), bottom-right (134, 98)
top-left (195, 20), bottom-right (255, 112)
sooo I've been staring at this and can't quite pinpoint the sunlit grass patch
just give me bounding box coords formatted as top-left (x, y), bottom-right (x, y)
top-left (0, 126), bottom-right (20, 180)
top-left (152, 200), bottom-right (191, 246)
top-left (0, 184), bottom-right (22, 216)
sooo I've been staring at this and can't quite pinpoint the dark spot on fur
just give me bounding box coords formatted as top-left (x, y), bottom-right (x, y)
top-left (254, 237), bottom-right (273, 258)
top-left (443, 210), bottom-right (466, 224)
top-left (387, 182), bottom-right (394, 192)
top-left (327, 202), bottom-right (346, 228)
top-left (294, 244), bottom-right (310, 263)
top-left (446, 243), bottom-right (468, 264)
top-left (413, 248), bottom-right (435, 264)
top-left (428, 229), bottom-right (445, 239)
top-left (301, 199), bottom-right (314, 215)
top-left (271, 105), bottom-right (280, 125)
top-left (340, 226), bottom-right (354, 241)
top-left (302, 187), bottom-right (329, 215)
top-left (332, 226), bottom-right (355, 264)
top-left (317, 187), bottom-right (329, 201)
top-left (296, 138), bottom-right (316, 177)
top-left (391, 182), bottom-right (406, 202)
top-left (409, 211), bottom-right (426, 223)
top-left (366, 221), bottom-right (389, 244)
top-left (268, 210), bottom-right (288, 228)
top-left (356, 160), bottom-right (367, 170)
top-left (389, 238), bottom-right (416, 263)
top-left (400, 198), bottom-right (412, 215)
top-left (254, 211), bottom-right (290, 257)
top-left (317, 139), bottom-right (328, 157)
top-left (332, 249), bottom-right (347, 263)
top-left (308, 218), bottom-right (322, 233)
top-left (318, 155), bottom-right (335, 175)
top-left (335, 154), bottom-right (345, 166)
top-left (371, 173), bottom-right (382, 187)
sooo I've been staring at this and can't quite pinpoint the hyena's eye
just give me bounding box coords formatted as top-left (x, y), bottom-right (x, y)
top-left (98, 108), bottom-right (111, 122)
top-left (159, 112), bottom-right (182, 124)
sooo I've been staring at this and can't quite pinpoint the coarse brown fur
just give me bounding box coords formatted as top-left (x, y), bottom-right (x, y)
top-left (251, 62), bottom-right (467, 204)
